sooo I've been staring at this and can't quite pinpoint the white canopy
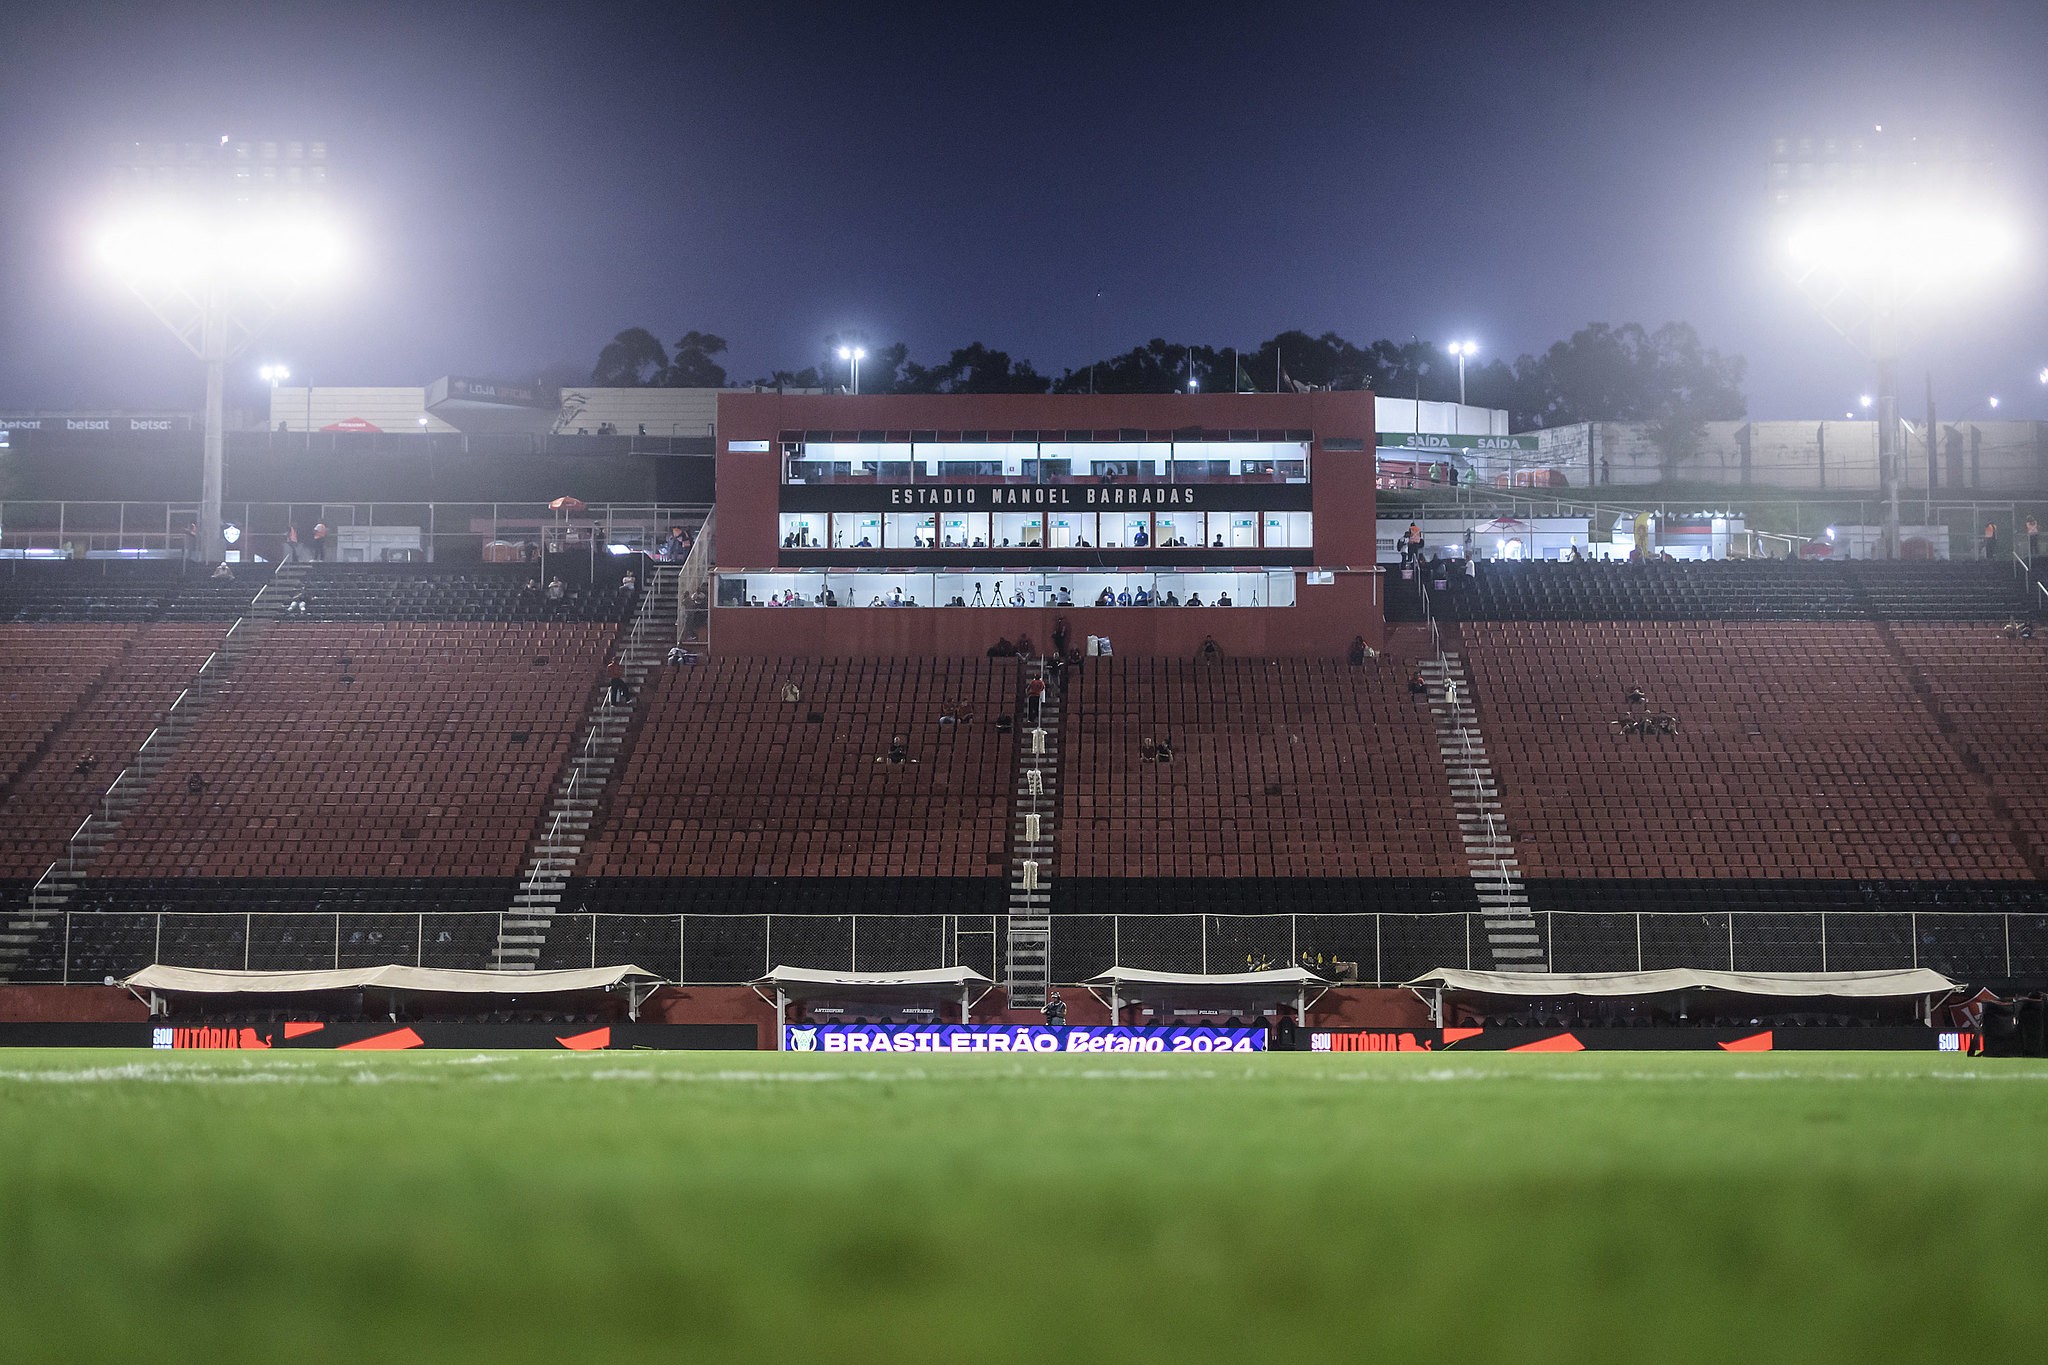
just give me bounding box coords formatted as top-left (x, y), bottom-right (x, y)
top-left (1082, 966), bottom-right (1328, 992)
top-left (1403, 968), bottom-right (1959, 1000)
top-left (117, 964), bottom-right (663, 996)
top-left (751, 965), bottom-right (994, 1003)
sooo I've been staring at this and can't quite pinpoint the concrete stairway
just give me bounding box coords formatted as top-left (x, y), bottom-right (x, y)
top-left (1003, 658), bottom-right (1061, 1010)
top-left (493, 565), bottom-right (678, 970)
top-left (0, 564), bottom-right (301, 981)
top-left (1419, 650), bottom-right (1545, 972)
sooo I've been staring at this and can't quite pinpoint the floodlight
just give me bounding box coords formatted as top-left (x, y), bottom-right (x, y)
top-left (1989, 396), bottom-right (2000, 409)
top-left (259, 363), bottom-right (290, 384)
top-left (1860, 395), bottom-right (1873, 408)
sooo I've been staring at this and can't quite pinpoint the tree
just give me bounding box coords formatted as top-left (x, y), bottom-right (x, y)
top-left (903, 343), bottom-right (1053, 394)
top-left (590, 327), bottom-right (669, 386)
top-left (665, 331), bottom-right (729, 388)
top-left (1511, 321), bottom-right (1746, 438)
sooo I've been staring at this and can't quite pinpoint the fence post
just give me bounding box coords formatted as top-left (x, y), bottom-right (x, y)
top-left (1727, 913), bottom-right (1736, 971)
top-left (1819, 912), bottom-right (1828, 972)
top-left (678, 914), bottom-right (686, 984)
top-left (244, 913), bottom-right (251, 971)
top-left (1200, 916), bottom-right (1208, 974)
top-left (1635, 912), bottom-right (1643, 972)
top-left (1911, 912), bottom-right (1919, 968)
top-left (418, 912), bottom-right (425, 967)
top-left (2006, 914), bottom-right (2013, 980)
top-left (850, 915), bottom-right (859, 974)
top-left (764, 916), bottom-right (773, 979)
top-left (62, 915), bottom-right (72, 986)
top-left (1463, 913), bottom-right (1470, 971)
top-left (1375, 914), bottom-right (1383, 985)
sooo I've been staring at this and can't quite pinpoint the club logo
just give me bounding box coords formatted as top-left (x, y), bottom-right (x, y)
top-left (787, 1027), bottom-right (818, 1052)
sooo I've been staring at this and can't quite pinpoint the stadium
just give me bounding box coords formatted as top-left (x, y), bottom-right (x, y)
top-left (8, 11), bottom-right (2048, 1360)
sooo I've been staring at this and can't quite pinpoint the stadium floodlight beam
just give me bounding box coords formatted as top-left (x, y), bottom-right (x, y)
top-left (1771, 130), bottom-right (2019, 559)
top-left (1445, 340), bottom-right (1478, 405)
top-left (94, 138), bottom-right (343, 563)
top-left (837, 344), bottom-right (867, 395)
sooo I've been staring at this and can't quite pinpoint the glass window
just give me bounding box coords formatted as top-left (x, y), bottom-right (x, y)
top-left (1262, 511), bottom-right (1313, 548)
top-left (884, 512), bottom-right (937, 548)
top-left (937, 511), bottom-right (987, 549)
top-left (832, 513), bottom-right (881, 549)
top-left (1154, 511), bottom-right (1197, 547)
top-left (778, 514), bottom-right (825, 549)
top-left (993, 512), bottom-right (1044, 548)
top-left (1227, 514), bottom-right (1258, 549)
top-left (1048, 512), bottom-right (1095, 548)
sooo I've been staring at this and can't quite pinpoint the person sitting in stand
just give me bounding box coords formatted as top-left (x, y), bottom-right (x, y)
top-left (1409, 671), bottom-right (1430, 696)
top-left (1056, 586), bottom-right (1073, 605)
top-left (1217, 592), bottom-right (1232, 606)
top-left (856, 536), bottom-right (873, 547)
top-left (1116, 588), bottom-right (1132, 606)
top-left (1186, 592), bottom-right (1204, 607)
top-left (1153, 736), bottom-right (1173, 762)
top-left (210, 561), bottom-right (234, 580)
top-left (1348, 635), bottom-right (1369, 666)
top-left (1626, 685), bottom-right (1647, 707)
top-left (987, 637), bottom-right (1015, 658)
top-left (1212, 535), bottom-right (1225, 548)
top-left (1096, 587), bottom-right (1116, 606)
top-left (1140, 736), bottom-right (1158, 762)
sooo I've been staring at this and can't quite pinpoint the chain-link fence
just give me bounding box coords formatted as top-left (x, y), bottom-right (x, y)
top-left (15, 910), bottom-right (2048, 986)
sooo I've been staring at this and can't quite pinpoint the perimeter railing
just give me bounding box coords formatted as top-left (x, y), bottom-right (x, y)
top-left (8, 909), bottom-right (2044, 986)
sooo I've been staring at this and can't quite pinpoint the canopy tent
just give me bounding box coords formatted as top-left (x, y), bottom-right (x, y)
top-left (750, 966), bottom-right (997, 1047)
top-left (1080, 965), bottom-right (1329, 1026)
top-left (1403, 967), bottom-right (1960, 1025)
top-left (117, 964), bottom-right (665, 1019)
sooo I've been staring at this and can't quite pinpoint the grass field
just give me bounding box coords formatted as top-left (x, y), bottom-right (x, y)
top-left (2, 1049), bottom-right (2045, 1364)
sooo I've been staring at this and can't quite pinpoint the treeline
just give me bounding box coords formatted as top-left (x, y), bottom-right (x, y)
top-left (590, 322), bottom-right (1747, 434)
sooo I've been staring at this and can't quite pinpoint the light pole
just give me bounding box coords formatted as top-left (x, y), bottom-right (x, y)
top-left (96, 146), bottom-right (343, 563)
top-left (1445, 340), bottom-right (1478, 406)
top-left (838, 344), bottom-right (866, 396)
top-left (259, 363), bottom-right (290, 434)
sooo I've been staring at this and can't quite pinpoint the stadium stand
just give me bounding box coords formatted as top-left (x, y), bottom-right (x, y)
top-left (1458, 620), bottom-right (2029, 881)
top-left (86, 620), bottom-right (615, 880)
top-left (0, 622), bottom-right (230, 877)
top-left (1056, 656), bottom-right (1465, 883)
top-left (1388, 558), bottom-right (2029, 622)
top-left (572, 654), bottom-right (1018, 915)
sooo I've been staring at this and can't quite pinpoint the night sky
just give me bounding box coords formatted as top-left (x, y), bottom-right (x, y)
top-left (2, 0), bottom-right (2044, 421)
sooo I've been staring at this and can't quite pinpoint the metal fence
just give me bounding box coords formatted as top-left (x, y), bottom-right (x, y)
top-left (17, 910), bottom-right (2048, 987)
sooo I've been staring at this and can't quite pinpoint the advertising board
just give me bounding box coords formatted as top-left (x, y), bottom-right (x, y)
top-left (783, 1024), bottom-right (1266, 1053)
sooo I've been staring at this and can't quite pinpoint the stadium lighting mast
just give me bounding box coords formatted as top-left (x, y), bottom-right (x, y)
top-left (838, 344), bottom-right (866, 396)
top-left (1771, 129), bottom-right (2016, 557)
top-left (95, 138), bottom-right (342, 563)
top-left (1445, 340), bottom-right (1478, 405)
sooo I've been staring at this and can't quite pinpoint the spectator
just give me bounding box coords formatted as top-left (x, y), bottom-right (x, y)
top-left (987, 637), bottom-right (1015, 658)
top-left (1199, 635), bottom-right (1222, 663)
top-left (1043, 991), bottom-right (1067, 1027)
top-left (1154, 736), bottom-right (1173, 762)
top-left (1402, 522), bottom-right (1423, 564)
top-left (1984, 520), bottom-right (2000, 560)
top-left (1217, 592), bottom-right (1232, 606)
top-left (1026, 674), bottom-right (1047, 725)
top-left (210, 561), bottom-right (234, 580)
top-left (1052, 615), bottom-right (1071, 658)
top-left (605, 656), bottom-right (631, 705)
top-left (1408, 671), bottom-right (1429, 696)
top-left (2030, 515), bottom-right (2043, 561)
top-left (74, 753), bottom-right (96, 776)
top-left (1626, 686), bottom-right (1647, 707)
top-left (286, 589), bottom-right (310, 615)
top-left (666, 643), bottom-right (690, 665)
top-left (1015, 633), bottom-right (1035, 659)
top-left (285, 524), bottom-right (303, 562)
top-left (781, 680), bottom-right (802, 703)
top-left (1347, 635), bottom-right (1369, 666)
top-left (620, 570), bottom-right (637, 599)
top-left (546, 577), bottom-right (566, 602)
top-left (312, 522), bottom-right (329, 560)
top-left (186, 773), bottom-right (206, 795)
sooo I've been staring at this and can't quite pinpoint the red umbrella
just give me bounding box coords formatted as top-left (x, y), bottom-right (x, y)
top-left (548, 496), bottom-right (587, 511)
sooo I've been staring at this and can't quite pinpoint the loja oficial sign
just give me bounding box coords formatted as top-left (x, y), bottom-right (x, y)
top-left (783, 1024), bottom-right (1266, 1053)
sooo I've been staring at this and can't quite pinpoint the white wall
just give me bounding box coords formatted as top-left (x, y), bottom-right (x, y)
top-left (268, 387), bottom-right (459, 434)
top-left (1530, 420), bottom-right (2048, 492)
top-left (1375, 397), bottom-right (1507, 437)
top-left (553, 387), bottom-right (719, 436)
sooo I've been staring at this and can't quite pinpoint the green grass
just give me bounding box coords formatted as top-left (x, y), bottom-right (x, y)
top-left (2, 1050), bottom-right (2045, 1363)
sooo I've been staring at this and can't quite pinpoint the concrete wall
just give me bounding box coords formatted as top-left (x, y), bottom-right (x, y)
top-left (554, 387), bottom-right (719, 437)
top-left (1535, 419), bottom-right (2048, 492)
top-left (268, 387), bottom-right (460, 434)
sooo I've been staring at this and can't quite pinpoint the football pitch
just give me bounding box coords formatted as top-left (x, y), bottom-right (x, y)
top-left (2, 1050), bottom-right (2043, 1363)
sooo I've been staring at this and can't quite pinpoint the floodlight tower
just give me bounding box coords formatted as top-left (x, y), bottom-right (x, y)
top-left (1770, 129), bottom-right (2015, 556)
top-left (96, 137), bottom-right (342, 562)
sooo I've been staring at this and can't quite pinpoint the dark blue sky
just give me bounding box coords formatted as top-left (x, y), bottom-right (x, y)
top-left (2, 0), bottom-right (2044, 421)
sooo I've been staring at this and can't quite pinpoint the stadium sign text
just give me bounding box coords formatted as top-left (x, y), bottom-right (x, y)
top-left (1376, 433), bottom-right (1540, 452)
top-left (783, 1024), bottom-right (1266, 1053)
